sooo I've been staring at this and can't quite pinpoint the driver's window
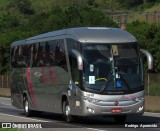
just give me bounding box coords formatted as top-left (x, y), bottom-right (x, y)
top-left (66, 38), bottom-right (81, 86)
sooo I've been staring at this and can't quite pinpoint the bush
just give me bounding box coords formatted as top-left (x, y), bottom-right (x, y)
top-left (127, 21), bottom-right (160, 72)
top-left (0, 5), bottom-right (117, 74)
top-left (11, 0), bottom-right (35, 15)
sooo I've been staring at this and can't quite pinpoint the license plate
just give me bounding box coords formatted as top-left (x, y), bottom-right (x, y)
top-left (111, 108), bottom-right (122, 113)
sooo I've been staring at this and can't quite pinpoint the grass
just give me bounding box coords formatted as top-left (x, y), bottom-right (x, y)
top-left (145, 109), bottom-right (160, 113)
top-left (0, 95), bottom-right (10, 98)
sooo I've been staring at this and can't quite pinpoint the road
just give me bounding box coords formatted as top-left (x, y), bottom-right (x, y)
top-left (0, 97), bottom-right (160, 131)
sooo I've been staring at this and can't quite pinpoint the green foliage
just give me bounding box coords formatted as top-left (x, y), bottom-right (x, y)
top-left (95, 0), bottom-right (120, 9)
top-left (26, 5), bottom-right (117, 33)
top-left (127, 21), bottom-right (160, 72)
top-left (0, 29), bottom-right (37, 74)
top-left (0, 13), bottom-right (19, 31)
top-left (10, 0), bottom-right (35, 15)
top-left (0, 4), bottom-right (117, 74)
top-left (116, 0), bottom-right (143, 9)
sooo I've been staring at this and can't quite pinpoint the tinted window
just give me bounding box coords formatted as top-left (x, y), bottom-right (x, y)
top-left (31, 39), bottom-right (67, 70)
top-left (36, 42), bottom-right (46, 67)
top-left (66, 39), bottom-right (81, 85)
top-left (11, 45), bottom-right (31, 68)
top-left (55, 39), bottom-right (67, 71)
top-left (47, 40), bottom-right (56, 66)
top-left (22, 45), bottom-right (31, 67)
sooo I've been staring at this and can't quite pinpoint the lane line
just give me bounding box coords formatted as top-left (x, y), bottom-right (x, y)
top-left (0, 113), bottom-right (50, 122)
top-left (0, 102), bottom-right (11, 106)
top-left (145, 112), bottom-right (160, 114)
top-left (86, 128), bottom-right (107, 131)
top-left (0, 113), bottom-right (107, 131)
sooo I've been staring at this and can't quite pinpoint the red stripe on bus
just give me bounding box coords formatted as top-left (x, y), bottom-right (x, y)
top-left (26, 68), bottom-right (38, 109)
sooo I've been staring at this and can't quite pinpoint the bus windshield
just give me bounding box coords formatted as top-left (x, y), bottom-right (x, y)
top-left (82, 43), bottom-right (143, 95)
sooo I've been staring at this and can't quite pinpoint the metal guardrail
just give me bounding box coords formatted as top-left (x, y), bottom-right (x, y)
top-left (107, 11), bottom-right (160, 27)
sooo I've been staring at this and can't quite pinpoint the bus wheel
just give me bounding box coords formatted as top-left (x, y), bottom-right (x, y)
top-left (114, 115), bottom-right (127, 124)
top-left (23, 96), bottom-right (32, 117)
top-left (63, 100), bottom-right (73, 123)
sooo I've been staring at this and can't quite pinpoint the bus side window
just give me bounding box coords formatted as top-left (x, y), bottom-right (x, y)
top-left (69, 55), bottom-right (80, 85)
top-left (22, 45), bottom-right (31, 67)
top-left (32, 41), bottom-right (56, 67)
top-left (32, 43), bottom-right (38, 67)
top-left (48, 40), bottom-right (56, 66)
top-left (66, 39), bottom-right (81, 85)
top-left (17, 46), bottom-right (23, 68)
top-left (36, 42), bottom-right (46, 67)
top-left (55, 39), bottom-right (67, 71)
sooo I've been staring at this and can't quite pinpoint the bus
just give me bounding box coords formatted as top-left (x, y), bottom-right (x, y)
top-left (11, 27), bottom-right (153, 123)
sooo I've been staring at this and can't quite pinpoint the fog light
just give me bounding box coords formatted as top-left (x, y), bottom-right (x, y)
top-left (137, 106), bottom-right (143, 112)
top-left (87, 107), bottom-right (95, 113)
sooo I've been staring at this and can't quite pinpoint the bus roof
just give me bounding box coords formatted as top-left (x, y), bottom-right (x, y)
top-left (11, 27), bottom-right (137, 46)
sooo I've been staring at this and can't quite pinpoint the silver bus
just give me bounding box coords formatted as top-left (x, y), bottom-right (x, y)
top-left (11, 27), bottom-right (153, 123)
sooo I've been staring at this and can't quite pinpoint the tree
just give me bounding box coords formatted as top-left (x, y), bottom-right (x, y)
top-left (127, 21), bottom-right (160, 72)
top-left (117, 0), bottom-right (143, 8)
top-left (12, 0), bottom-right (35, 15)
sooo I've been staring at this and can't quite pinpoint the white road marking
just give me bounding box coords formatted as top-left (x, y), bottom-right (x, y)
top-left (0, 102), bottom-right (11, 106)
top-left (145, 112), bottom-right (160, 115)
top-left (0, 113), bottom-right (107, 131)
top-left (86, 128), bottom-right (107, 131)
top-left (0, 113), bottom-right (50, 122)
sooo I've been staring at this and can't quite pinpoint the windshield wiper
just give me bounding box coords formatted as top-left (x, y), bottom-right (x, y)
top-left (99, 72), bottom-right (132, 94)
top-left (119, 73), bottom-right (132, 91)
top-left (99, 72), bottom-right (112, 94)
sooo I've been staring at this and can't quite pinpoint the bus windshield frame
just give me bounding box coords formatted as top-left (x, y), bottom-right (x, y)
top-left (81, 43), bottom-right (144, 95)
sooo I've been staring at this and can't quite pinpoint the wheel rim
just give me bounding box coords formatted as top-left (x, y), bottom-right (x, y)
top-left (25, 100), bottom-right (29, 113)
top-left (65, 105), bottom-right (70, 116)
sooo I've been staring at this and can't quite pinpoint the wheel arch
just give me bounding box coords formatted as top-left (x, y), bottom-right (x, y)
top-left (61, 93), bottom-right (69, 113)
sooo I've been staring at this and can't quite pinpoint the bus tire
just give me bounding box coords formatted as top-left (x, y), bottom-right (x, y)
top-left (62, 100), bottom-right (73, 123)
top-left (23, 96), bottom-right (32, 117)
top-left (114, 115), bottom-right (127, 124)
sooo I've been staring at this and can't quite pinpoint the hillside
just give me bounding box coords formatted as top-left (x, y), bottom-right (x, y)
top-left (1, 0), bottom-right (160, 26)
top-left (1, 0), bottom-right (160, 74)
top-left (1, 0), bottom-right (160, 16)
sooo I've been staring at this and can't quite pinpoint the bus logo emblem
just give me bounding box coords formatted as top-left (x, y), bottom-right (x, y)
top-left (115, 101), bottom-right (119, 106)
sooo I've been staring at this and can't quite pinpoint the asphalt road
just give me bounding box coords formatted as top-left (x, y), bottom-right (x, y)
top-left (0, 97), bottom-right (160, 131)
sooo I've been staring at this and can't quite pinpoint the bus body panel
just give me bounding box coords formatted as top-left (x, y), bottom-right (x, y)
top-left (10, 27), bottom-right (146, 119)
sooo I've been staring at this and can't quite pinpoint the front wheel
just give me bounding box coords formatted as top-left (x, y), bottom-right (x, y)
top-left (23, 96), bottom-right (33, 117)
top-left (62, 100), bottom-right (74, 123)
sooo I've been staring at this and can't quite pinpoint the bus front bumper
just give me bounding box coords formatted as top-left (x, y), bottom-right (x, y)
top-left (73, 99), bottom-right (144, 116)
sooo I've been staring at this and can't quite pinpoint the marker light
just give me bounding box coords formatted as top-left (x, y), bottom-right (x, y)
top-left (137, 106), bottom-right (144, 112)
top-left (87, 107), bottom-right (95, 114)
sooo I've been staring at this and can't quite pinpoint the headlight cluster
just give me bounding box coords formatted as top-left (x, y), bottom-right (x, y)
top-left (134, 97), bottom-right (144, 102)
top-left (83, 96), bottom-right (99, 103)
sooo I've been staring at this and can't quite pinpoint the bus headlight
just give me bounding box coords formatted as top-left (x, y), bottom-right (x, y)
top-left (134, 97), bottom-right (144, 102)
top-left (87, 107), bottom-right (95, 113)
top-left (83, 97), bottom-right (99, 103)
top-left (137, 106), bottom-right (144, 112)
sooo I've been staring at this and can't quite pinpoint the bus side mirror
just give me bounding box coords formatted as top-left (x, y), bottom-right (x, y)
top-left (140, 49), bottom-right (153, 70)
top-left (72, 49), bottom-right (83, 70)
